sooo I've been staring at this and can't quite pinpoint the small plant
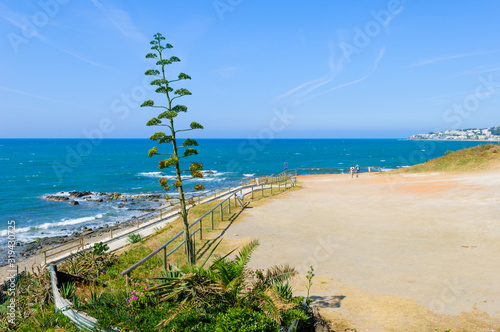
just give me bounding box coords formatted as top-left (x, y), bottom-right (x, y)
top-left (274, 281), bottom-right (293, 300)
top-left (72, 295), bottom-right (81, 310)
top-left (60, 282), bottom-right (75, 300)
top-left (306, 266), bottom-right (315, 300)
top-left (92, 242), bottom-right (109, 255)
top-left (127, 233), bottom-right (142, 244)
top-left (89, 288), bottom-right (103, 304)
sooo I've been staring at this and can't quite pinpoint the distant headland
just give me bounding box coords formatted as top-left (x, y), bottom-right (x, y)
top-left (409, 126), bottom-right (500, 141)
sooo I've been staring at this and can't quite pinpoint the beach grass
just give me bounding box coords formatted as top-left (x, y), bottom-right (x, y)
top-left (392, 143), bottom-right (500, 173)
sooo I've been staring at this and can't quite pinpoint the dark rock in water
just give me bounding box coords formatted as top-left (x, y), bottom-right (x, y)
top-left (70, 201), bottom-right (79, 206)
top-left (46, 195), bottom-right (69, 201)
top-left (69, 191), bottom-right (92, 198)
top-left (118, 204), bottom-right (125, 208)
top-left (144, 194), bottom-right (162, 199)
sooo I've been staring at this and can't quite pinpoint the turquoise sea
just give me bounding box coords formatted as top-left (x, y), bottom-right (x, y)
top-left (0, 138), bottom-right (492, 262)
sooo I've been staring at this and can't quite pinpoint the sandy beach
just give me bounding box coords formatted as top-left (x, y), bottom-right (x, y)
top-left (227, 169), bottom-right (500, 331)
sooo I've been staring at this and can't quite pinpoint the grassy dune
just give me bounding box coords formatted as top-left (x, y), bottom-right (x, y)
top-left (393, 143), bottom-right (500, 173)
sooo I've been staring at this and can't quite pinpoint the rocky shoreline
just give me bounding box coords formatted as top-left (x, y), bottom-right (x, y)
top-left (1, 191), bottom-right (174, 267)
top-left (44, 190), bottom-right (167, 209)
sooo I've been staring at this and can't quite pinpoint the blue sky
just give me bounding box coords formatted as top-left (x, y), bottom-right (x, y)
top-left (1, 0), bottom-right (500, 138)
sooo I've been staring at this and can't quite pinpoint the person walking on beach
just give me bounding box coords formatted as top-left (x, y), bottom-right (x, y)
top-left (350, 165), bottom-right (355, 178)
top-left (355, 164), bottom-right (360, 178)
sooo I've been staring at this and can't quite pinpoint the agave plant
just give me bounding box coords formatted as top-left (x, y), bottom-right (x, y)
top-left (148, 240), bottom-right (297, 327)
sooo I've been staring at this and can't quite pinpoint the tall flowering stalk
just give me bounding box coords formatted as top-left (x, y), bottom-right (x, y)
top-left (141, 33), bottom-right (205, 265)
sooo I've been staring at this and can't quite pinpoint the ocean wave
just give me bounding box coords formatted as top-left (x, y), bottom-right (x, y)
top-left (0, 214), bottom-right (104, 236)
top-left (137, 170), bottom-right (230, 179)
top-left (137, 171), bottom-right (164, 178)
top-left (243, 174), bottom-right (255, 177)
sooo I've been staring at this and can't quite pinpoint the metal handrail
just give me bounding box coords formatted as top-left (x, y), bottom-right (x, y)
top-left (41, 175), bottom-right (270, 261)
top-left (120, 176), bottom-right (294, 281)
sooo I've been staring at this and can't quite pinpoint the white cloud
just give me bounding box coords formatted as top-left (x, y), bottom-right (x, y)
top-left (214, 66), bottom-right (239, 78)
top-left (276, 44), bottom-right (386, 105)
top-left (0, 86), bottom-right (100, 111)
top-left (409, 50), bottom-right (500, 68)
top-left (89, 0), bottom-right (148, 44)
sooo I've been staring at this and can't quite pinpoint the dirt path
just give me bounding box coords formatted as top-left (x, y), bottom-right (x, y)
top-left (227, 170), bottom-right (500, 331)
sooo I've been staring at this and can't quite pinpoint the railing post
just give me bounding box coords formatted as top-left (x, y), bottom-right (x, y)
top-left (261, 184), bottom-right (264, 197)
top-left (214, 189), bottom-right (216, 198)
top-left (199, 219), bottom-right (203, 240)
top-left (184, 232), bottom-right (187, 254)
top-left (163, 247), bottom-right (167, 271)
top-left (160, 209), bottom-right (162, 219)
top-left (220, 204), bottom-right (223, 221)
top-left (211, 210), bottom-right (214, 229)
top-left (271, 182), bottom-right (273, 195)
top-left (251, 185), bottom-right (254, 199)
top-left (228, 197), bottom-right (231, 214)
top-left (379, 166), bottom-right (381, 172)
top-left (136, 218), bottom-right (139, 229)
top-left (110, 227), bottom-right (113, 239)
top-left (279, 179), bottom-right (281, 191)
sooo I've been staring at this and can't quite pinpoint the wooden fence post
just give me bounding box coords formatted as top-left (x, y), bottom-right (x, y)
top-left (251, 185), bottom-right (254, 199)
top-left (261, 184), bottom-right (264, 197)
top-left (220, 204), bottom-right (223, 221)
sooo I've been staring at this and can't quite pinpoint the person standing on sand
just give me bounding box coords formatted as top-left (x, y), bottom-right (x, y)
top-left (355, 164), bottom-right (360, 178)
top-left (350, 165), bottom-right (355, 178)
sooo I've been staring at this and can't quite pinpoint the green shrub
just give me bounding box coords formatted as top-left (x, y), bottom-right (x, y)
top-left (128, 233), bottom-right (142, 244)
top-left (213, 306), bottom-right (279, 332)
top-left (92, 242), bottom-right (109, 255)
